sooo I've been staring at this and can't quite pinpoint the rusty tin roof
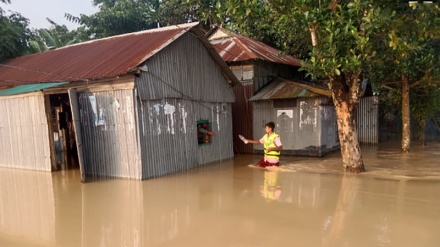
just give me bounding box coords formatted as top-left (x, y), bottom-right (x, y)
top-left (0, 23), bottom-right (239, 87)
top-left (249, 79), bottom-right (331, 101)
top-left (208, 27), bottom-right (301, 67)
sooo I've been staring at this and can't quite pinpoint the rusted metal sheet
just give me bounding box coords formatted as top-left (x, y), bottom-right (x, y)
top-left (209, 27), bottom-right (301, 67)
top-left (0, 93), bottom-right (52, 171)
top-left (75, 89), bottom-right (141, 179)
top-left (356, 96), bottom-right (379, 144)
top-left (137, 98), bottom-right (234, 179)
top-left (250, 79), bottom-right (331, 101)
top-left (0, 23), bottom-right (198, 86)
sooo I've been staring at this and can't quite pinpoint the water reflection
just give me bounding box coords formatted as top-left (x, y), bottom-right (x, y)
top-left (260, 170), bottom-right (281, 201)
top-left (1, 143), bottom-right (440, 247)
top-left (0, 168), bottom-right (56, 246)
top-left (322, 174), bottom-right (361, 247)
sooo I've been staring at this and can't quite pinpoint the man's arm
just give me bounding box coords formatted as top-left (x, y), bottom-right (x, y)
top-left (199, 127), bottom-right (215, 136)
top-left (245, 139), bottom-right (261, 144)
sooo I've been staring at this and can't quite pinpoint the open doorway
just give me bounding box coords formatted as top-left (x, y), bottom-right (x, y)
top-left (49, 93), bottom-right (79, 170)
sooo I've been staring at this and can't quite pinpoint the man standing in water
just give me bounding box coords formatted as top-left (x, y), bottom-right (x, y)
top-left (241, 122), bottom-right (283, 167)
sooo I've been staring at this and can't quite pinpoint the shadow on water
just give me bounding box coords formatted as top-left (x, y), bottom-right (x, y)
top-left (1, 142), bottom-right (440, 246)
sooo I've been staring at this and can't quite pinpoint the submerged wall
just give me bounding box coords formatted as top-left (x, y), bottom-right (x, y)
top-left (137, 98), bottom-right (234, 179)
top-left (0, 93), bottom-right (52, 171)
top-left (253, 97), bottom-right (339, 157)
top-left (135, 31), bottom-right (235, 179)
top-left (76, 89), bottom-right (141, 179)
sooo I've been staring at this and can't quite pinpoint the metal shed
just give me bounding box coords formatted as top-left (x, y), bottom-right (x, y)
top-left (207, 27), bottom-right (379, 155)
top-left (0, 23), bottom-right (238, 181)
top-left (249, 79), bottom-right (339, 157)
top-left (207, 26), bottom-right (307, 154)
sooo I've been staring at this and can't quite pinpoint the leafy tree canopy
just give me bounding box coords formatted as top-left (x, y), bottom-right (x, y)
top-left (29, 18), bottom-right (82, 53)
top-left (0, 9), bottom-right (32, 62)
top-left (66, 0), bottom-right (161, 39)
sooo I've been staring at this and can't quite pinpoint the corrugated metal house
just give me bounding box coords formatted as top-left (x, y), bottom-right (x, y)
top-left (207, 27), bottom-right (307, 154)
top-left (249, 79), bottom-right (339, 157)
top-left (207, 27), bottom-right (333, 155)
top-left (207, 27), bottom-right (378, 156)
top-left (0, 23), bottom-right (239, 181)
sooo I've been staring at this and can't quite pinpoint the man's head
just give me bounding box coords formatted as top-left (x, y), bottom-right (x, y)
top-left (265, 122), bottom-right (275, 134)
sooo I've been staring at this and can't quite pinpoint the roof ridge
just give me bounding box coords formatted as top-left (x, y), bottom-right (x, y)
top-left (56, 22), bottom-right (200, 51)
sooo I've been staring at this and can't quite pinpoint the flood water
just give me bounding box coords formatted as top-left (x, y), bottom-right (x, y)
top-left (1, 142), bottom-right (440, 247)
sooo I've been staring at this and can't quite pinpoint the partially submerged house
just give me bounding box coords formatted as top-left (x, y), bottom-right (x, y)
top-left (207, 27), bottom-right (340, 156)
top-left (0, 22), bottom-right (239, 181)
top-left (207, 26), bottom-right (378, 157)
top-left (249, 79), bottom-right (339, 157)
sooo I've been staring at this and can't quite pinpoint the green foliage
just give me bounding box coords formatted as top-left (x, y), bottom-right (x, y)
top-left (370, 2), bottom-right (440, 125)
top-left (158, 0), bottom-right (230, 30)
top-left (300, 1), bottom-right (382, 80)
top-left (0, 10), bottom-right (32, 62)
top-left (66, 0), bottom-right (161, 39)
top-left (225, 0), bottom-right (310, 59)
top-left (28, 19), bottom-right (82, 53)
top-left (411, 86), bottom-right (440, 123)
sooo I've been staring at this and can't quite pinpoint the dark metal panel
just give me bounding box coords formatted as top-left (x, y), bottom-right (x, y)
top-left (356, 96), bottom-right (379, 144)
top-left (232, 83), bottom-right (254, 154)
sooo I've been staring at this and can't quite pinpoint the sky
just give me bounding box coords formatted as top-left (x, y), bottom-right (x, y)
top-left (1, 0), bottom-right (98, 30)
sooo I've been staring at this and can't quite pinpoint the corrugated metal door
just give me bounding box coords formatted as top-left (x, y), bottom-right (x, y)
top-left (232, 84), bottom-right (254, 154)
top-left (68, 88), bottom-right (86, 182)
top-left (356, 96), bottom-right (379, 144)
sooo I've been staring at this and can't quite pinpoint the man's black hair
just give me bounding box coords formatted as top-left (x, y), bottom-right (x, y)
top-left (265, 122), bottom-right (275, 130)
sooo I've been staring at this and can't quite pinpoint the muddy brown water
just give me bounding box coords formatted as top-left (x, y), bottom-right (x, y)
top-left (1, 142), bottom-right (440, 247)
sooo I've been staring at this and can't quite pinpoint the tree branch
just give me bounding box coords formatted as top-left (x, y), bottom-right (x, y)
top-left (381, 85), bottom-right (399, 92)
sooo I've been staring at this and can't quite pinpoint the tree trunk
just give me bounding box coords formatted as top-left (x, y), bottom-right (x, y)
top-left (330, 75), bottom-right (365, 173)
top-left (416, 118), bottom-right (426, 146)
top-left (334, 101), bottom-right (365, 173)
top-left (401, 74), bottom-right (410, 152)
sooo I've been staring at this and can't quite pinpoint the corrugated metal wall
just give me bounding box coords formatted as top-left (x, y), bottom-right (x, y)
top-left (137, 32), bottom-right (234, 103)
top-left (253, 97), bottom-right (338, 157)
top-left (135, 32), bottom-right (235, 179)
top-left (319, 102), bottom-right (339, 153)
top-left (76, 89), bottom-right (141, 179)
top-left (137, 99), bottom-right (233, 179)
top-left (252, 60), bottom-right (305, 92)
top-left (356, 96), bottom-right (379, 144)
top-left (232, 83), bottom-right (254, 154)
top-left (0, 94), bottom-right (52, 171)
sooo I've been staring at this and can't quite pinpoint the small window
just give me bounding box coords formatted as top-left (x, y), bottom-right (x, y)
top-left (197, 120), bottom-right (212, 145)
